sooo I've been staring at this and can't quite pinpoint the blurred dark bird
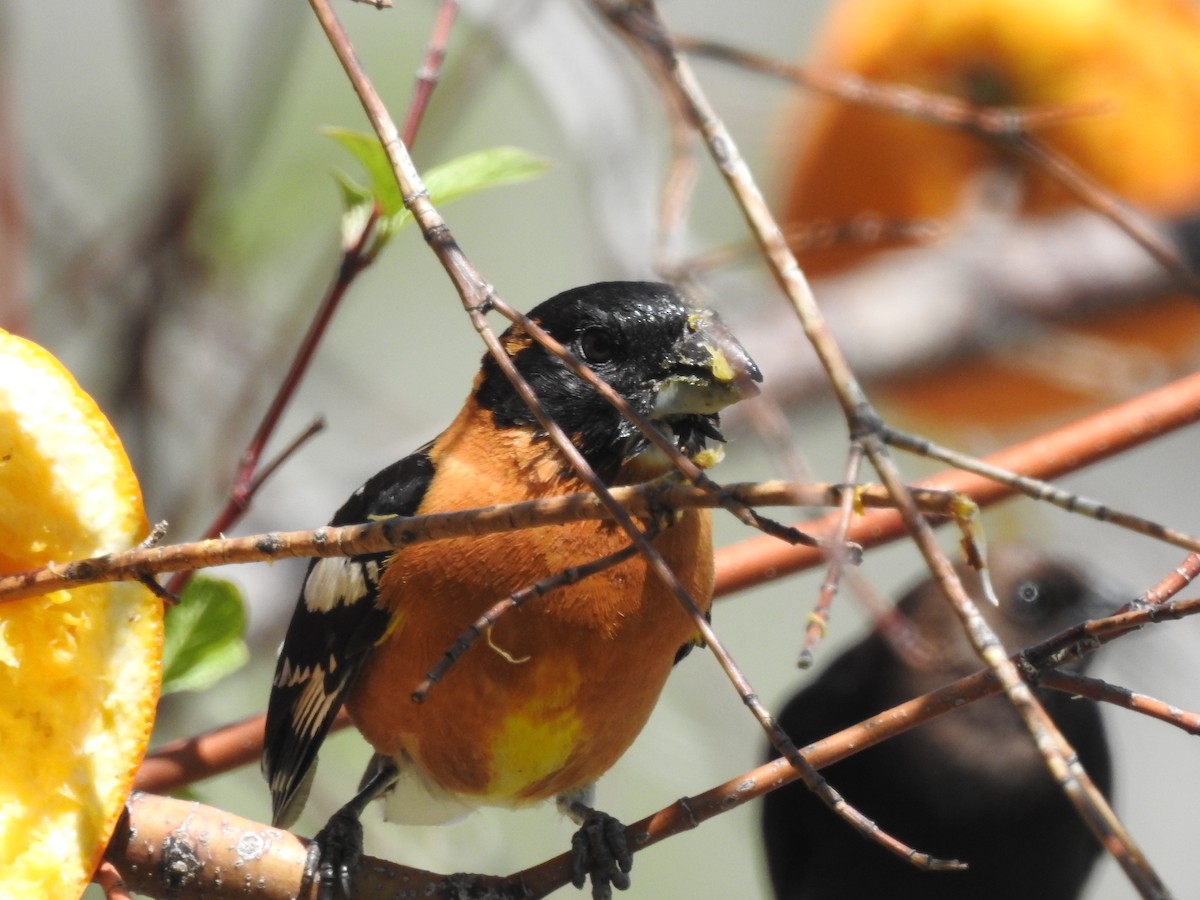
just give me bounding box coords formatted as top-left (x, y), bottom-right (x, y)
top-left (761, 545), bottom-right (1115, 900)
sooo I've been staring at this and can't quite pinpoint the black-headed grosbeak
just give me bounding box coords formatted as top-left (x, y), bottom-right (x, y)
top-left (262, 281), bottom-right (762, 898)
top-left (761, 545), bottom-right (1114, 900)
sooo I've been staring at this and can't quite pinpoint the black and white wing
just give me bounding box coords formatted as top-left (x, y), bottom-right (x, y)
top-left (262, 446), bottom-right (435, 828)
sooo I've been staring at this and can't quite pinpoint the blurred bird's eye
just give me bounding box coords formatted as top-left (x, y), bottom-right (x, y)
top-left (580, 327), bottom-right (618, 364)
top-left (1016, 581), bottom-right (1041, 604)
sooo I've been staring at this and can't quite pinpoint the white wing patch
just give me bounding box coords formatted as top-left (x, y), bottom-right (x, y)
top-left (302, 557), bottom-right (380, 613)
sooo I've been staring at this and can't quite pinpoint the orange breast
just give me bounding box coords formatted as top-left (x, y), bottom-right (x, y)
top-left (346, 398), bottom-right (714, 805)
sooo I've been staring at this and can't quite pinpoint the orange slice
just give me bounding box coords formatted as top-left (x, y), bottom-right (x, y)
top-left (0, 330), bottom-right (162, 899)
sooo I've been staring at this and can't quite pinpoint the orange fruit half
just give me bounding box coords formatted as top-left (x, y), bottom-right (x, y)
top-left (0, 330), bottom-right (162, 899)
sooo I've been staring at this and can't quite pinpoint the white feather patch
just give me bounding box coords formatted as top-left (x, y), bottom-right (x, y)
top-left (303, 557), bottom-right (377, 612)
top-left (381, 757), bottom-right (480, 826)
top-left (274, 656), bottom-right (308, 687)
top-left (293, 675), bottom-right (337, 738)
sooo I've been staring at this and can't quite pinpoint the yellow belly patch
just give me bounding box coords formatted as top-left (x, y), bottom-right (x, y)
top-left (484, 663), bottom-right (585, 802)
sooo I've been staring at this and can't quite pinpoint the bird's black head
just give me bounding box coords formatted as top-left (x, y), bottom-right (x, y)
top-left (992, 545), bottom-right (1116, 638)
top-left (897, 544), bottom-right (1116, 673)
top-left (476, 281), bottom-right (762, 482)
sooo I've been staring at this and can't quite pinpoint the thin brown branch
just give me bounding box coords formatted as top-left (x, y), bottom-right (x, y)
top-left (3, 480), bottom-right (972, 606)
top-left (135, 711), bottom-right (289, 795)
top-left (196, 208), bottom-right (381, 537)
top-left (0, 480), bottom-right (842, 604)
top-left (1139, 552), bottom-right (1200, 606)
top-left (676, 216), bottom-right (942, 277)
top-left (162, 206), bottom-right (383, 597)
top-left (800, 442), bottom-right (864, 666)
top-left (883, 423), bottom-right (1200, 554)
top-left (400, 0), bottom-right (457, 147)
top-left (243, 416), bottom-right (327, 500)
top-left (1024, 593), bottom-right (1200, 670)
top-left (676, 35), bottom-right (1101, 138)
top-left (1042, 669), bottom-right (1200, 737)
top-left (1012, 135), bottom-right (1200, 297)
top-left (716, 369), bottom-right (1200, 597)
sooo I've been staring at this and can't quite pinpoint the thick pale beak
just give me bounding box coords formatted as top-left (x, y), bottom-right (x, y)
top-left (653, 311), bottom-right (763, 417)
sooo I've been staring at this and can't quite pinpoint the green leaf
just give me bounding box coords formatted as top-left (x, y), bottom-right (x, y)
top-left (321, 128), bottom-right (550, 254)
top-left (420, 145), bottom-right (552, 215)
top-left (160, 576), bottom-right (250, 695)
top-left (324, 127), bottom-right (405, 217)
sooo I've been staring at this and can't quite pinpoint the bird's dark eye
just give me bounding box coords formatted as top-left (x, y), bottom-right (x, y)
top-left (1016, 581), bottom-right (1040, 604)
top-left (580, 327), bottom-right (618, 364)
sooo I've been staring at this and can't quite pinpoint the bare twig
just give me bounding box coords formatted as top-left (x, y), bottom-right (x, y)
top-left (883, 424), bottom-right (1200, 553)
top-left (1012, 135), bottom-right (1200, 297)
top-left (1041, 669), bottom-right (1200, 737)
top-left (1024, 593), bottom-right (1200, 669)
top-left (676, 35), bottom-right (1102, 137)
top-left (675, 216), bottom-right (942, 277)
top-left (135, 711), bottom-right (286, 795)
top-left (1139, 552), bottom-right (1200, 606)
top-left (596, 0), bottom-right (974, 873)
top-left (799, 442), bottom-right (864, 666)
top-left (0, 480), bottom-right (847, 604)
top-left (400, 0), bottom-right (457, 147)
top-left (717, 369), bottom-right (1200, 597)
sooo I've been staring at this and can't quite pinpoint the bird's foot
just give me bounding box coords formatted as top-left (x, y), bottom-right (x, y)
top-left (568, 808), bottom-right (633, 900)
top-left (304, 809), bottom-right (363, 900)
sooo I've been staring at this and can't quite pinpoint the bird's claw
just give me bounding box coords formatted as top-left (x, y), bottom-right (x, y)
top-left (304, 809), bottom-right (363, 900)
top-left (569, 810), bottom-right (633, 900)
